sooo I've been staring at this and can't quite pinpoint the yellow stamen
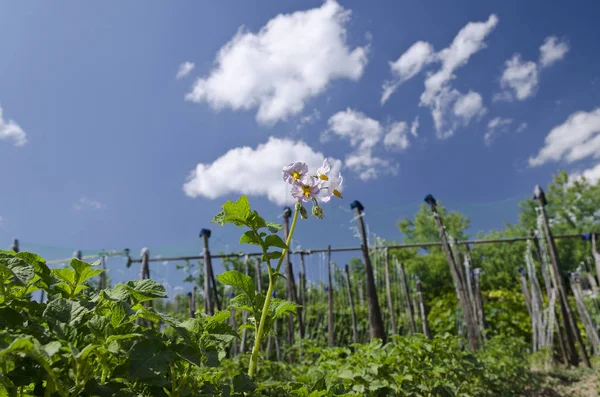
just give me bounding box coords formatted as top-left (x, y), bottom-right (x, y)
top-left (333, 189), bottom-right (342, 198)
top-left (292, 171), bottom-right (301, 180)
top-left (319, 174), bottom-right (329, 181)
top-left (302, 185), bottom-right (312, 197)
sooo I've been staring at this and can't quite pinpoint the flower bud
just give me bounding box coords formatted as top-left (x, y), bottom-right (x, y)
top-left (298, 203), bottom-right (309, 219)
top-left (312, 205), bottom-right (325, 219)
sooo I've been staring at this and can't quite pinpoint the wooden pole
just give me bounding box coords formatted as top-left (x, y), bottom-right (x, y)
top-left (472, 268), bottom-right (487, 336)
top-left (189, 288), bottom-right (196, 318)
top-left (384, 249), bottom-right (397, 335)
top-left (299, 253), bottom-right (307, 327)
top-left (200, 229), bottom-right (214, 315)
top-left (397, 259), bottom-right (416, 333)
top-left (358, 278), bottom-right (364, 308)
top-left (283, 207), bottom-right (304, 340)
top-left (255, 257), bottom-right (263, 293)
top-left (352, 200), bottom-right (386, 342)
top-left (415, 278), bottom-right (431, 338)
top-left (11, 239), bottom-right (19, 253)
top-left (592, 233), bottom-right (600, 288)
top-left (327, 245), bottom-right (335, 347)
top-left (425, 194), bottom-right (480, 351)
top-left (569, 273), bottom-right (600, 356)
top-left (519, 269), bottom-right (533, 317)
top-left (530, 230), bottom-right (569, 365)
top-left (99, 255), bottom-right (107, 290)
top-left (535, 186), bottom-right (590, 367)
top-left (344, 264), bottom-right (359, 344)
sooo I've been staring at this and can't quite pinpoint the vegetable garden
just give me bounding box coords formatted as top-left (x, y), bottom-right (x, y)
top-left (1, 166), bottom-right (600, 396)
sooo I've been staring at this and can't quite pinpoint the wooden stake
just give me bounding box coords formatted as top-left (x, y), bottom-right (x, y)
top-left (200, 229), bottom-right (214, 315)
top-left (530, 229), bottom-right (569, 365)
top-left (327, 245), bottom-right (335, 347)
top-left (344, 264), bottom-right (359, 344)
top-left (240, 256), bottom-right (250, 353)
top-left (384, 249), bottom-right (397, 335)
top-left (415, 278), bottom-right (431, 338)
top-left (519, 269), bottom-right (532, 316)
top-left (570, 273), bottom-right (600, 356)
top-left (592, 233), bottom-right (600, 288)
top-left (99, 255), bottom-right (107, 290)
top-left (11, 239), bottom-right (19, 253)
top-left (352, 200), bottom-right (386, 342)
top-left (283, 208), bottom-right (304, 340)
top-left (255, 257), bottom-right (263, 293)
top-left (472, 268), bottom-right (487, 336)
top-left (535, 186), bottom-right (590, 367)
top-left (397, 259), bottom-right (417, 333)
top-left (425, 194), bottom-right (480, 351)
top-left (299, 253), bottom-right (307, 327)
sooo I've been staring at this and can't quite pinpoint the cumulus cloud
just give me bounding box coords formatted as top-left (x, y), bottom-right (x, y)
top-left (453, 91), bottom-right (486, 124)
top-left (183, 137), bottom-right (342, 205)
top-left (383, 15), bottom-right (497, 138)
top-left (176, 61), bottom-right (195, 79)
top-left (539, 36), bottom-right (569, 68)
top-left (569, 163), bottom-right (600, 184)
top-left (74, 197), bottom-right (106, 212)
top-left (410, 116), bottom-right (420, 137)
top-left (383, 121), bottom-right (409, 151)
top-left (325, 108), bottom-right (400, 180)
top-left (381, 41), bottom-right (435, 104)
top-left (484, 117), bottom-right (513, 146)
top-left (529, 108), bottom-right (600, 166)
top-left (0, 106), bottom-right (27, 147)
top-left (498, 55), bottom-right (538, 101)
top-left (185, 1), bottom-right (368, 125)
top-left (496, 35), bottom-right (569, 101)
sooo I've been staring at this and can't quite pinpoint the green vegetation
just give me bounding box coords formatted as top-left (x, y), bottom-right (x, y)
top-left (1, 169), bottom-right (599, 396)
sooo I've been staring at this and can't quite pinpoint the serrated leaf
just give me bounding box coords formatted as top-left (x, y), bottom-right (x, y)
top-left (111, 301), bottom-right (127, 328)
top-left (124, 279), bottom-right (167, 302)
top-left (216, 270), bottom-right (255, 301)
top-left (240, 231), bottom-right (262, 246)
top-left (269, 299), bottom-right (299, 319)
top-left (230, 294), bottom-right (254, 311)
top-left (265, 235), bottom-right (288, 250)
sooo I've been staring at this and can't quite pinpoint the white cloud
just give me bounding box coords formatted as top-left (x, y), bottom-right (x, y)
top-left (383, 15), bottom-right (498, 137)
top-left (325, 108), bottom-right (399, 180)
top-left (498, 55), bottom-right (538, 101)
top-left (529, 108), bottom-right (600, 166)
top-left (176, 61), bottom-right (195, 79)
top-left (0, 106), bottom-right (27, 147)
top-left (484, 117), bottom-right (513, 146)
top-left (570, 163), bottom-right (600, 184)
top-left (74, 197), bottom-right (105, 212)
top-left (186, 1), bottom-right (368, 125)
top-left (420, 14), bottom-right (498, 107)
top-left (296, 109), bottom-right (321, 130)
top-left (453, 91), bottom-right (486, 124)
top-left (410, 116), bottom-right (420, 137)
top-left (516, 122), bottom-right (528, 133)
top-left (183, 137), bottom-right (342, 205)
top-left (381, 41), bottom-right (435, 104)
top-left (539, 36), bottom-right (569, 68)
top-left (383, 121), bottom-right (409, 151)
top-left (496, 35), bottom-right (568, 101)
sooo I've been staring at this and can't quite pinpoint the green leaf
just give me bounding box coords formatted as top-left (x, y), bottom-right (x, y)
top-left (70, 258), bottom-right (103, 284)
top-left (212, 196), bottom-right (251, 227)
top-left (233, 373), bottom-right (256, 393)
top-left (262, 251), bottom-right (282, 262)
top-left (43, 298), bottom-right (92, 327)
top-left (240, 231), bottom-right (262, 246)
top-left (111, 301), bottom-right (130, 328)
top-left (216, 270), bottom-right (255, 301)
top-left (266, 222), bottom-right (283, 233)
top-left (5, 257), bottom-right (35, 285)
top-left (269, 299), bottom-right (299, 319)
top-left (230, 294), bottom-right (254, 311)
top-left (43, 341), bottom-right (62, 358)
top-left (53, 268), bottom-right (75, 285)
top-left (265, 235), bottom-right (288, 250)
top-left (124, 279), bottom-right (167, 302)
top-left (128, 339), bottom-right (172, 380)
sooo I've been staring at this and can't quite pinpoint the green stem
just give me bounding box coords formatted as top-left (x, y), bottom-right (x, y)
top-left (248, 207), bottom-right (300, 377)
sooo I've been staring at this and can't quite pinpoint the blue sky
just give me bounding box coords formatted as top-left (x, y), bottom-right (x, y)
top-left (1, 1), bottom-right (599, 293)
